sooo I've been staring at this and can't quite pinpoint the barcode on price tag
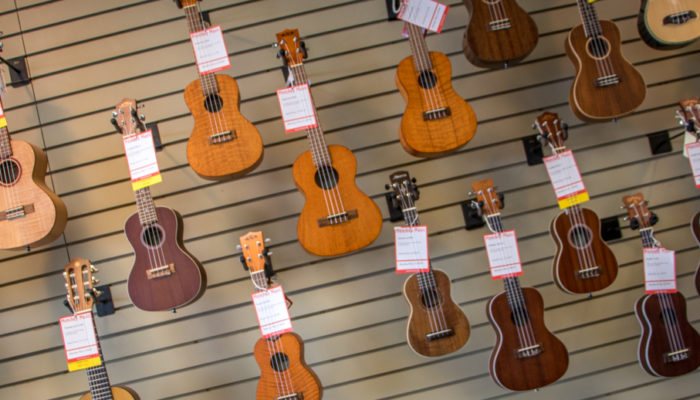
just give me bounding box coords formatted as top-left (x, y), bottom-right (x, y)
top-left (483, 230), bottom-right (523, 279)
top-left (686, 142), bottom-right (700, 188)
top-left (643, 247), bottom-right (677, 294)
top-left (394, 225), bottom-right (430, 273)
top-left (543, 150), bottom-right (589, 209)
top-left (252, 286), bottom-right (293, 338)
top-left (397, 0), bottom-right (449, 33)
top-left (59, 311), bottom-right (102, 371)
top-left (190, 25), bottom-right (231, 75)
top-left (276, 83), bottom-right (318, 133)
top-left (123, 130), bottom-right (162, 190)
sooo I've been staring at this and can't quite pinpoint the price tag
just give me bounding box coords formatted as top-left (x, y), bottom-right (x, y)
top-left (122, 130), bottom-right (162, 190)
top-left (252, 285), bottom-right (293, 338)
top-left (543, 150), bottom-right (589, 209)
top-left (190, 25), bottom-right (231, 75)
top-left (394, 225), bottom-right (430, 273)
top-left (276, 83), bottom-right (318, 133)
top-left (59, 311), bottom-right (102, 372)
top-left (483, 230), bottom-right (523, 279)
top-left (397, 0), bottom-right (449, 33)
top-left (686, 142), bottom-right (700, 188)
top-left (643, 247), bottom-right (677, 294)
top-left (682, 130), bottom-right (696, 158)
top-left (0, 98), bottom-right (6, 128)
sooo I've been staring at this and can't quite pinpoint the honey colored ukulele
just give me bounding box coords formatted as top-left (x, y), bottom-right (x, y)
top-left (535, 112), bottom-right (618, 294)
top-left (638, 0), bottom-right (699, 49)
top-left (396, 19), bottom-right (477, 157)
top-left (388, 171), bottom-right (470, 357)
top-left (239, 232), bottom-right (322, 400)
top-left (113, 99), bottom-right (206, 311)
top-left (63, 257), bottom-right (141, 400)
top-left (175, 0), bottom-right (263, 180)
top-left (462, 0), bottom-right (538, 68)
top-left (623, 194), bottom-right (700, 377)
top-left (473, 179), bottom-right (568, 391)
top-left (565, 0), bottom-right (647, 122)
top-left (275, 29), bottom-right (382, 257)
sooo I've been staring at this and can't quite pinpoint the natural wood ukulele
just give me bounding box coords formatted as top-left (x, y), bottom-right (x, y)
top-left (473, 178), bottom-right (568, 391)
top-left (113, 99), bottom-right (206, 311)
top-left (275, 29), bottom-right (383, 257)
top-left (175, 0), bottom-right (263, 180)
top-left (239, 231), bottom-right (322, 400)
top-left (638, 0), bottom-right (699, 49)
top-left (63, 257), bottom-right (141, 400)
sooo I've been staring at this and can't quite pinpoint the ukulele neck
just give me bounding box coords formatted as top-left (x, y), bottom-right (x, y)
top-left (406, 23), bottom-right (434, 71)
top-left (84, 312), bottom-right (114, 400)
top-left (0, 126), bottom-right (12, 159)
top-left (182, 3), bottom-right (219, 94)
top-left (639, 227), bottom-right (658, 249)
top-left (134, 186), bottom-right (159, 226)
top-left (577, 0), bottom-right (603, 38)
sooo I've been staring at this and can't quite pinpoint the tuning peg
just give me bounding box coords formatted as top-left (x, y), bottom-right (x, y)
top-left (64, 283), bottom-right (69, 289)
top-left (531, 123), bottom-right (537, 129)
top-left (62, 271), bottom-right (67, 277)
top-left (91, 277), bottom-right (100, 285)
top-left (236, 244), bottom-right (241, 250)
top-left (267, 251), bottom-right (273, 256)
top-left (90, 264), bottom-right (98, 273)
top-left (264, 238), bottom-right (270, 243)
top-left (622, 216), bottom-right (628, 221)
top-left (139, 114), bottom-right (146, 121)
top-left (110, 118), bottom-right (120, 132)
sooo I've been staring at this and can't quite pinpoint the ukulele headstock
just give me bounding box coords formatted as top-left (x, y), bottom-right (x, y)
top-left (173, 0), bottom-right (199, 8)
top-left (622, 193), bottom-right (657, 230)
top-left (238, 231), bottom-right (272, 290)
top-left (275, 28), bottom-right (307, 68)
top-left (111, 98), bottom-right (145, 138)
top-left (534, 111), bottom-right (568, 152)
top-left (471, 178), bottom-right (502, 231)
top-left (388, 170), bottom-right (419, 210)
top-left (63, 257), bottom-right (99, 313)
top-left (678, 97), bottom-right (699, 134)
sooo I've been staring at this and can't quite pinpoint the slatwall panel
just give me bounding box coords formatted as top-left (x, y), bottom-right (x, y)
top-left (0, 0), bottom-right (698, 398)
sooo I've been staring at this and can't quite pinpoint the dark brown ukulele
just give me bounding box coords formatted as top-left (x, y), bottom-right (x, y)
top-left (113, 99), bottom-right (206, 311)
top-left (535, 111), bottom-right (618, 294)
top-left (473, 178), bottom-right (568, 391)
top-left (623, 193), bottom-right (700, 377)
top-left (462, 0), bottom-right (538, 68)
top-left (692, 211), bottom-right (699, 296)
top-left (388, 171), bottom-right (470, 357)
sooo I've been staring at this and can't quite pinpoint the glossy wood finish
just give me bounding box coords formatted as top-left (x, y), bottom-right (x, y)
top-left (565, 20), bottom-right (647, 122)
top-left (462, 0), bottom-right (538, 68)
top-left (79, 386), bottom-right (140, 400)
top-left (692, 211), bottom-right (699, 295)
top-left (254, 332), bottom-right (322, 400)
top-left (125, 206), bottom-right (206, 311)
top-left (395, 52), bottom-right (477, 157)
top-left (487, 287), bottom-right (569, 391)
top-left (638, 0), bottom-right (700, 49)
top-left (292, 144), bottom-right (382, 257)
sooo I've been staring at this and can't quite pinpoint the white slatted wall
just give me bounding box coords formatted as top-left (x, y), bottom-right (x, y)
top-left (0, 0), bottom-right (698, 398)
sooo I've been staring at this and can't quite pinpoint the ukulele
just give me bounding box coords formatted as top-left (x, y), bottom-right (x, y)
top-left (692, 211), bottom-right (700, 296)
top-left (472, 178), bottom-right (568, 391)
top-left (63, 257), bottom-right (141, 400)
top-left (239, 231), bottom-right (322, 400)
top-left (388, 171), bottom-right (470, 357)
top-left (113, 99), bottom-right (206, 311)
top-left (462, 0), bottom-right (539, 68)
top-left (535, 111), bottom-right (618, 294)
top-left (275, 29), bottom-right (383, 257)
top-left (175, 0), bottom-right (263, 180)
top-left (395, 15), bottom-right (477, 157)
top-left (565, 0), bottom-right (647, 122)
top-left (638, 0), bottom-right (700, 49)
top-left (622, 193), bottom-right (700, 377)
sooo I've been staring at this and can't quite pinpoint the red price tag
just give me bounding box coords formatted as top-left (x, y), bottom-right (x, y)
top-left (686, 142), bottom-right (700, 188)
top-left (394, 225), bottom-right (430, 273)
top-left (190, 25), bottom-right (231, 75)
top-left (59, 311), bottom-right (102, 371)
top-left (483, 230), bottom-right (523, 279)
top-left (276, 83), bottom-right (318, 133)
top-left (397, 0), bottom-right (449, 33)
top-left (252, 286), bottom-right (293, 338)
top-left (122, 130), bottom-right (162, 190)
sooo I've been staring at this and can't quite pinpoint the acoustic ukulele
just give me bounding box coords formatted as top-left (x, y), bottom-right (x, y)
top-left (692, 211), bottom-right (700, 296)
top-left (113, 99), bottom-right (206, 311)
top-left (472, 178), bottom-right (568, 391)
top-left (63, 257), bottom-right (141, 400)
top-left (395, 15), bottom-right (477, 157)
top-left (638, 0), bottom-right (699, 49)
top-left (175, 0), bottom-right (263, 180)
top-left (565, 0), bottom-right (647, 122)
top-left (239, 231), bottom-right (322, 400)
top-left (275, 29), bottom-right (382, 257)
top-left (388, 171), bottom-right (470, 357)
top-left (535, 111), bottom-right (618, 294)
top-left (462, 0), bottom-right (538, 68)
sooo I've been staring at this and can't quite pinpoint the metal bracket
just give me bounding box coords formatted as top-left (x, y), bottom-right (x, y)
top-left (522, 134), bottom-right (544, 165)
top-left (385, 192), bottom-right (404, 222)
top-left (94, 285), bottom-right (115, 316)
top-left (647, 130), bottom-right (672, 155)
top-left (146, 122), bottom-right (163, 152)
top-left (0, 55), bottom-right (30, 87)
top-left (600, 216), bottom-right (621, 242)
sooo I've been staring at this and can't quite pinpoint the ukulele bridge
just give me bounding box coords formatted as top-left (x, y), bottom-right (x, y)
top-left (594, 75), bottom-right (620, 87)
top-left (208, 130), bottom-right (236, 144)
top-left (146, 263), bottom-right (175, 279)
top-left (663, 11), bottom-right (697, 25)
top-left (516, 343), bottom-right (542, 358)
top-left (488, 19), bottom-right (511, 31)
top-left (426, 328), bottom-right (455, 341)
top-left (0, 204), bottom-right (35, 221)
top-left (422, 107), bottom-right (451, 121)
top-left (317, 209), bottom-right (358, 227)
top-left (576, 266), bottom-right (601, 279)
top-left (276, 393), bottom-right (303, 400)
top-left (664, 348), bottom-right (690, 363)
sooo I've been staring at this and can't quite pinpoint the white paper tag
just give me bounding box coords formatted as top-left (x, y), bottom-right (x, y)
top-left (483, 230), bottom-right (523, 279)
top-left (190, 25), bottom-right (231, 75)
top-left (543, 151), bottom-right (587, 200)
top-left (398, 0), bottom-right (448, 33)
top-left (686, 142), bottom-right (700, 188)
top-left (643, 247), bottom-right (677, 294)
top-left (276, 83), bottom-right (318, 133)
top-left (59, 311), bottom-right (100, 369)
top-left (122, 130), bottom-right (162, 189)
top-left (394, 225), bottom-right (430, 273)
top-left (252, 286), bottom-right (293, 338)
top-left (682, 130), bottom-right (696, 158)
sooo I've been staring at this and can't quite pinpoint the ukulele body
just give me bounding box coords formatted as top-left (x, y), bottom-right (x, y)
top-left (80, 385), bottom-right (140, 400)
top-left (565, 20), bottom-right (646, 122)
top-left (487, 287), bottom-right (569, 391)
top-left (254, 332), bottom-right (322, 400)
top-left (292, 144), bottom-right (382, 256)
top-left (395, 51), bottom-right (477, 157)
top-left (462, 0), bottom-right (538, 68)
top-left (0, 139), bottom-right (67, 249)
top-left (184, 74), bottom-right (263, 180)
top-left (403, 268), bottom-right (470, 357)
top-left (125, 206), bottom-right (206, 311)
top-left (638, 0), bottom-right (700, 49)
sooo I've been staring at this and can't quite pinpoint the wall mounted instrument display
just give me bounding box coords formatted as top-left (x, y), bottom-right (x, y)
top-left (63, 257), bottom-right (141, 400)
top-left (638, 0), bottom-right (699, 49)
top-left (565, 0), bottom-right (647, 122)
top-left (275, 29), bottom-right (382, 257)
top-left (534, 112), bottom-right (618, 294)
top-left (388, 171), bottom-right (470, 357)
top-left (623, 194), bottom-right (700, 377)
top-left (462, 0), bottom-right (538, 68)
top-left (239, 231), bottom-right (322, 400)
top-left (472, 179), bottom-right (568, 391)
top-left (113, 99), bottom-right (206, 311)
top-left (175, 0), bottom-right (263, 180)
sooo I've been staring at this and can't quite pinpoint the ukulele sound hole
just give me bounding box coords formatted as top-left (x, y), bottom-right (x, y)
top-left (421, 289), bottom-right (441, 308)
top-left (509, 306), bottom-right (530, 327)
top-left (270, 352), bottom-right (290, 372)
top-left (141, 225), bottom-right (164, 248)
top-left (203, 94), bottom-right (223, 113)
top-left (0, 159), bottom-right (20, 186)
top-left (660, 307), bottom-right (678, 325)
top-left (586, 37), bottom-right (610, 59)
top-left (314, 166), bottom-right (339, 190)
top-left (417, 70), bottom-right (438, 90)
top-left (568, 225), bottom-right (592, 249)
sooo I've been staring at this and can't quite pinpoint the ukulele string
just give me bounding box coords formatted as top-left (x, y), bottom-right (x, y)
top-left (486, 0), bottom-right (508, 26)
top-left (579, 1), bottom-right (617, 83)
top-left (406, 23), bottom-right (447, 119)
top-left (0, 131), bottom-right (20, 220)
top-left (139, 188), bottom-right (168, 277)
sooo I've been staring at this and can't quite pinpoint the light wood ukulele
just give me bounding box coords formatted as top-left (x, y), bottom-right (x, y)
top-left (63, 257), bottom-right (141, 400)
top-left (388, 171), bottom-right (470, 357)
top-left (175, 0), bottom-right (263, 180)
top-left (275, 29), bottom-right (383, 257)
top-left (239, 232), bottom-right (322, 400)
top-left (638, 0), bottom-right (700, 49)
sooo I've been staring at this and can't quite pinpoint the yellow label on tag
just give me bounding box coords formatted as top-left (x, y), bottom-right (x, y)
top-left (558, 191), bottom-right (589, 209)
top-left (67, 355), bottom-right (101, 372)
top-left (0, 117), bottom-right (7, 128)
top-left (587, 0), bottom-right (598, 3)
top-left (131, 173), bottom-right (162, 191)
